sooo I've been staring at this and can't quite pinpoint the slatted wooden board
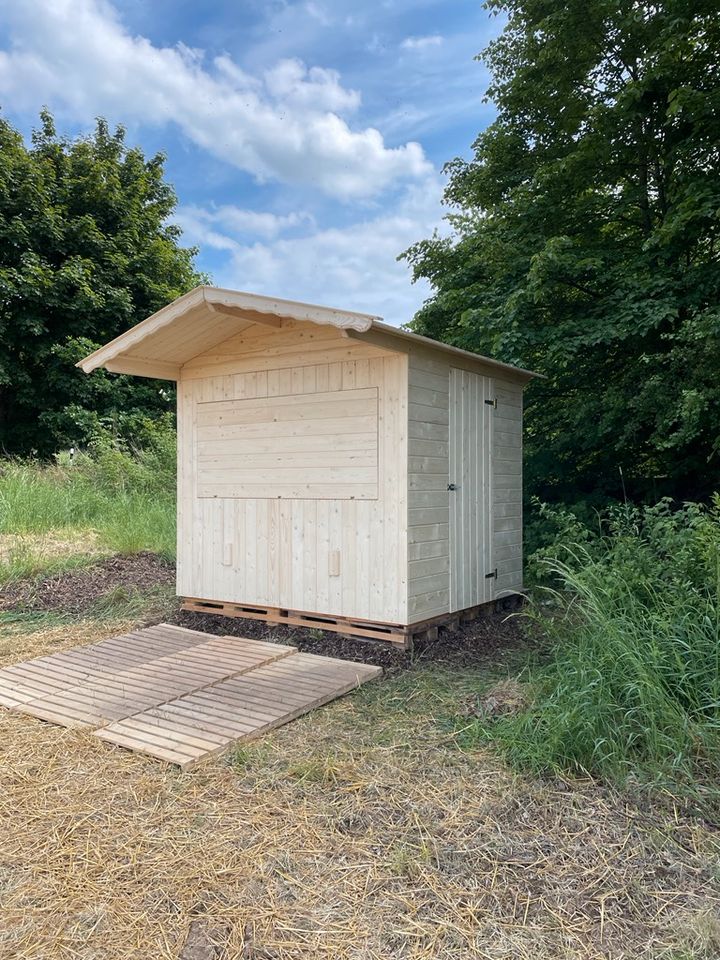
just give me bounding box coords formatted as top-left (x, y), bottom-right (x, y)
top-left (97, 652), bottom-right (382, 767)
top-left (0, 625), bottom-right (381, 767)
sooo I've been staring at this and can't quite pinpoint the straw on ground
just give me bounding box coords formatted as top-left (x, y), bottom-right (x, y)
top-left (1, 611), bottom-right (719, 959)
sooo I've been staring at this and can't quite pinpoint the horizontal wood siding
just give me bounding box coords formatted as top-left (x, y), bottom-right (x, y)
top-left (177, 344), bottom-right (407, 623)
top-left (180, 318), bottom-right (388, 379)
top-left (196, 388), bottom-right (379, 500)
top-left (407, 351), bottom-right (451, 620)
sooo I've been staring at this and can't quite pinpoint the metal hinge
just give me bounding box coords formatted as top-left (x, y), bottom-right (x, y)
top-left (485, 568), bottom-right (498, 579)
top-left (485, 398), bottom-right (497, 408)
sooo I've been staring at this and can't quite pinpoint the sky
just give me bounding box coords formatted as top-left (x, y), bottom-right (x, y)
top-left (0, 0), bottom-right (502, 325)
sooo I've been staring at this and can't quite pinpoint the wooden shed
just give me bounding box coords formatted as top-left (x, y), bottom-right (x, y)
top-left (79, 286), bottom-right (538, 646)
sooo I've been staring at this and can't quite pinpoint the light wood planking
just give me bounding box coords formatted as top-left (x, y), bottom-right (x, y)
top-left (407, 349), bottom-right (451, 619)
top-left (448, 368), bottom-right (494, 612)
top-left (492, 380), bottom-right (524, 596)
top-left (180, 321), bottom-right (389, 380)
top-left (406, 345), bottom-right (526, 620)
top-left (7, 627), bottom-right (295, 728)
top-left (96, 652), bottom-right (382, 768)
top-left (0, 624), bottom-right (382, 767)
top-left (179, 351), bottom-right (408, 623)
top-left (195, 387), bottom-right (378, 501)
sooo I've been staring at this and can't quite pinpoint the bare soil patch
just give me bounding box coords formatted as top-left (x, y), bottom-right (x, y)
top-left (174, 605), bottom-right (531, 671)
top-left (0, 551), bottom-right (175, 616)
top-left (0, 549), bottom-right (533, 670)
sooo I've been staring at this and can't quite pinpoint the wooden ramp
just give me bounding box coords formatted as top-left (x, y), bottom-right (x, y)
top-left (0, 625), bottom-right (381, 768)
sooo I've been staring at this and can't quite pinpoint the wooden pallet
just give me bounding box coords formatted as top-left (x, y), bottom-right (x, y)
top-left (180, 596), bottom-right (521, 648)
top-left (0, 624), bottom-right (382, 767)
top-left (182, 597), bottom-right (412, 647)
top-left (96, 652), bottom-right (381, 768)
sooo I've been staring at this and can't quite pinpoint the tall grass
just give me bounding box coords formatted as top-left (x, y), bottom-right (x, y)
top-left (0, 422), bottom-right (176, 577)
top-left (473, 499), bottom-right (720, 800)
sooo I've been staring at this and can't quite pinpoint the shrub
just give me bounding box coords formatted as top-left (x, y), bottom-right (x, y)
top-left (473, 498), bottom-right (720, 801)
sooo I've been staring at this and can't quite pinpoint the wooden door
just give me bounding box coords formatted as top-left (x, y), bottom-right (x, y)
top-left (448, 368), bottom-right (494, 612)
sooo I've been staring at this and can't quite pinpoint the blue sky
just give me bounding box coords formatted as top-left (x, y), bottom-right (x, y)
top-left (0, 0), bottom-right (502, 324)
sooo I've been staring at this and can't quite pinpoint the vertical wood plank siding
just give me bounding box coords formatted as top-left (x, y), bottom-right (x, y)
top-left (407, 347), bottom-right (525, 620)
top-left (448, 368), bottom-right (494, 612)
top-left (177, 349), bottom-right (408, 623)
top-left (492, 381), bottom-right (524, 597)
top-left (407, 350), bottom-right (451, 620)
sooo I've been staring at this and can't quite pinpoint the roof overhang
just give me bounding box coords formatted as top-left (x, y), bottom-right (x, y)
top-left (77, 286), bottom-right (379, 379)
top-left (77, 285), bottom-right (542, 382)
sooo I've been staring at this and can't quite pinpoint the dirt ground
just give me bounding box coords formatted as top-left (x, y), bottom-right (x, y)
top-left (1, 555), bottom-right (719, 959)
top-left (0, 551), bottom-right (175, 616)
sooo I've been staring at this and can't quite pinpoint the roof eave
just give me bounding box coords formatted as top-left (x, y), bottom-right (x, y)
top-left (77, 286), bottom-right (379, 374)
top-left (369, 320), bottom-right (544, 380)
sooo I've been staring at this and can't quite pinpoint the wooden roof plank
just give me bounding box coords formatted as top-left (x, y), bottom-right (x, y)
top-left (76, 285), bottom-right (541, 381)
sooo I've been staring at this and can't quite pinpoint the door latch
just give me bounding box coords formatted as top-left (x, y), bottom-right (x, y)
top-left (447, 482), bottom-right (458, 491)
top-left (485, 568), bottom-right (498, 579)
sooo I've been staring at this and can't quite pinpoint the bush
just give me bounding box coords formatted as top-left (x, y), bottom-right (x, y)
top-left (474, 498), bottom-right (720, 801)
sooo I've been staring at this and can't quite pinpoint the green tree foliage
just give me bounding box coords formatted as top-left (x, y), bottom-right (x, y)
top-left (0, 111), bottom-right (204, 455)
top-left (403, 1), bottom-right (720, 506)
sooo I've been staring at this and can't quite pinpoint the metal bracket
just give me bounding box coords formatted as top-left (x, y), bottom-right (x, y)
top-left (485, 568), bottom-right (498, 579)
top-left (485, 398), bottom-right (498, 408)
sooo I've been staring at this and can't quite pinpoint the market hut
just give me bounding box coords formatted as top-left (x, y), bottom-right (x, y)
top-left (79, 286), bottom-right (538, 646)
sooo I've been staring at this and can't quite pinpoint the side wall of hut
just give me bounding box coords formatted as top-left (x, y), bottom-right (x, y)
top-left (406, 345), bottom-right (525, 621)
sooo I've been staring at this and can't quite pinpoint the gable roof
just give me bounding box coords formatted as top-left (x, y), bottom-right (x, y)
top-left (77, 285), bottom-right (540, 382)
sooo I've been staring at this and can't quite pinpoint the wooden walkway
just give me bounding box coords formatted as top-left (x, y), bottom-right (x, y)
top-left (0, 624), bottom-right (381, 768)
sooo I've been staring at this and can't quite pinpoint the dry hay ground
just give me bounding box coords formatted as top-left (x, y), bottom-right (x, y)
top-left (0, 531), bottom-right (106, 567)
top-left (1, 574), bottom-right (720, 958)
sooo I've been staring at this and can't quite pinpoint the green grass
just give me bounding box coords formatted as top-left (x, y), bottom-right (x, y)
top-left (0, 431), bottom-right (176, 581)
top-left (462, 498), bottom-right (720, 805)
top-left (0, 538), bottom-right (101, 584)
top-left (86, 582), bottom-right (178, 621)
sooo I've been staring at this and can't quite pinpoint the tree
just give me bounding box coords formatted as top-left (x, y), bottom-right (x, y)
top-left (403, 0), bottom-right (720, 506)
top-left (0, 111), bottom-right (204, 455)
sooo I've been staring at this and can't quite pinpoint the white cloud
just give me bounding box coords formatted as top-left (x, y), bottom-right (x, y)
top-left (176, 205), bottom-right (313, 245)
top-left (304, 2), bottom-right (333, 27)
top-left (178, 177), bottom-right (448, 326)
top-left (400, 35), bottom-right (444, 51)
top-left (263, 58), bottom-right (360, 114)
top-left (0, 0), bottom-right (431, 198)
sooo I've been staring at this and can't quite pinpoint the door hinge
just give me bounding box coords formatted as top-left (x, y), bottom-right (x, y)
top-left (485, 568), bottom-right (498, 579)
top-left (485, 397), bottom-right (497, 408)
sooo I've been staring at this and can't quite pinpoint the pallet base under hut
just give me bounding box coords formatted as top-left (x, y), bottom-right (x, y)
top-left (180, 595), bottom-right (524, 649)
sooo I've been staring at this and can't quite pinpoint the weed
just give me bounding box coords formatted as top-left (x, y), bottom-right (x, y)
top-left (287, 755), bottom-right (343, 784)
top-left (0, 424), bottom-right (176, 580)
top-left (670, 909), bottom-right (720, 959)
top-left (231, 743), bottom-right (271, 772)
top-left (464, 498), bottom-right (720, 804)
top-left (88, 583), bottom-right (177, 621)
top-left (387, 840), bottom-right (433, 879)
